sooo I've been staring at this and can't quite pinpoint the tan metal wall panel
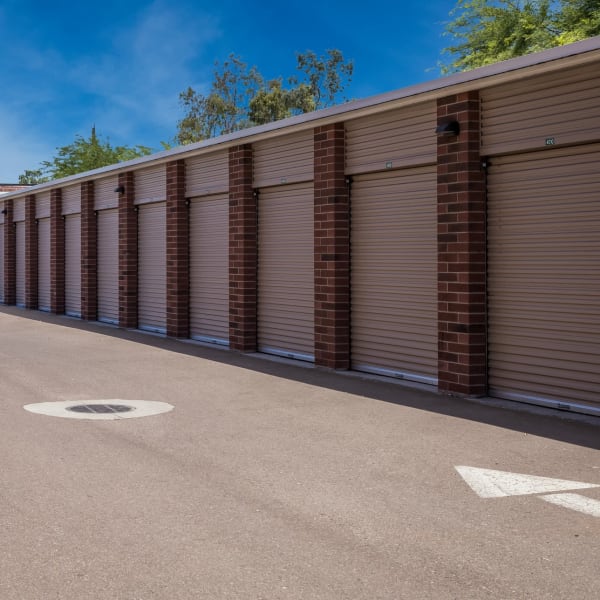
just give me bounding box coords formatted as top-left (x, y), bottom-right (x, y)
top-left (481, 63), bottom-right (600, 155)
top-left (253, 131), bottom-right (313, 188)
top-left (488, 144), bottom-right (600, 410)
top-left (258, 183), bottom-right (314, 360)
top-left (189, 194), bottom-right (229, 344)
top-left (13, 199), bottom-right (25, 222)
top-left (138, 202), bottom-right (166, 332)
top-left (94, 175), bottom-right (119, 210)
top-left (64, 214), bottom-right (81, 317)
top-left (36, 191), bottom-right (51, 219)
top-left (15, 221), bottom-right (25, 306)
top-left (135, 165), bottom-right (166, 205)
top-left (62, 185), bottom-right (81, 215)
top-left (97, 209), bottom-right (119, 324)
top-left (345, 101), bottom-right (437, 175)
top-left (185, 151), bottom-right (229, 197)
top-left (37, 218), bottom-right (51, 311)
top-left (0, 224), bottom-right (4, 302)
top-left (351, 166), bottom-right (438, 384)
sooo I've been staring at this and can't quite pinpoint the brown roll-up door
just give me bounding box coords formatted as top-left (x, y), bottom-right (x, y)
top-left (37, 218), bottom-right (51, 311)
top-left (64, 214), bottom-right (81, 317)
top-left (258, 183), bottom-right (314, 361)
top-left (253, 131), bottom-right (313, 188)
top-left (351, 166), bottom-right (438, 384)
top-left (13, 199), bottom-right (25, 222)
top-left (186, 151), bottom-right (229, 197)
top-left (135, 165), bottom-right (166, 205)
top-left (345, 101), bottom-right (437, 175)
top-left (36, 192), bottom-right (51, 219)
top-left (481, 63), bottom-right (600, 155)
top-left (97, 209), bottom-right (119, 324)
top-left (487, 144), bottom-right (600, 412)
top-left (0, 223), bottom-right (4, 303)
top-left (189, 194), bottom-right (229, 345)
top-left (95, 176), bottom-right (119, 211)
top-left (62, 185), bottom-right (81, 215)
top-left (138, 202), bottom-right (166, 333)
top-left (15, 221), bottom-right (25, 307)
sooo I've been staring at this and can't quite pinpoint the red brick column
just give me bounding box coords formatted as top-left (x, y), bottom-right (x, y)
top-left (118, 172), bottom-right (137, 328)
top-left (81, 180), bottom-right (97, 320)
top-left (228, 144), bottom-right (257, 351)
top-left (437, 91), bottom-right (487, 396)
top-left (166, 159), bottom-right (189, 338)
top-left (314, 123), bottom-right (350, 369)
top-left (3, 199), bottom-right (16, 305)
top-left (50, 189), bottom-right (65, 314)
top-left (25, 194), bottom-right (38, 309)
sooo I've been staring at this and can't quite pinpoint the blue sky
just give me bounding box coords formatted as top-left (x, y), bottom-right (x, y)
top-left (0, 0), bottom-right (459, 182)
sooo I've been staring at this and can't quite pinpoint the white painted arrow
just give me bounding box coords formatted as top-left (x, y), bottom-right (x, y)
top-left (455, 466), bottom-right (599, 498)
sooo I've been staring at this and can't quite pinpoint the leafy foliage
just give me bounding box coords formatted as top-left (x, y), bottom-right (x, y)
top-left (20, 127), bottom-right (152, 183)
top-left (441, 0), bottom-right (600, 72)
top-left (175, 50), bottom-right (353, 145)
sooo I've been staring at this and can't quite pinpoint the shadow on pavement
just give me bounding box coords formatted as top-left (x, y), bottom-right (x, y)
top-left (2, 305), bottom-right (599, 451)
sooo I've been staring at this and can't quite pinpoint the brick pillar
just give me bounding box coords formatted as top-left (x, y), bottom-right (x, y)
top-left (228, 144), bottom-right (257, 351)
top-left (81, 180), bottom-right (97, 320)
top-left (25, 194), bottom-right (38, 309)
top-left (3, 199), bottom-right (16, 305)
top-left (166, 159), bottom-right (189, 338)
top-left (314, 123), bottom-right (350, 369)
top-left (118, 172), bottom-right (137, 328)
top-left (50, 189), bottom-right (65, 314)
top-left (437, 91), bottom-right (487, 396)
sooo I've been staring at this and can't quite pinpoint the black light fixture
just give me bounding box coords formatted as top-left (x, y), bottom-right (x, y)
top-left (435, 120), bottom-right (460, 137)
top-left (1, 208), bottom-right (7, 215)
top-left (114, 185), bottom-right (125, 194)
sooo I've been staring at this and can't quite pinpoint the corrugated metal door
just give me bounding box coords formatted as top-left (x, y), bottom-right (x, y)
top-left (97, 209), bottom-right (119, 324)
top-left (138, 202), bottom-right (166, 333)
top-left (64, 214), bottom-right (81, 317)
top-left (189, 194), bottom-right (229, 345)
top-left (37, 218), bottom-right (51, 311)
top-left (488, 144), bottom-right (600, 411)
top-left (0, 223), bottom-right (4, 303)
top-left (345, 101), bottom-right (437, 175)
top-left (258, 183), bottom-right (314, 361)
top-left (351, 166), bottom-right (438, 384)
top-left (135, 165), bottom-right (166, 205)
top-left (15, 221), bottom-right (25, 307)
top-left (94, 176), bottom-right (119, 210)
top-left (253, 131), bottom-right (313, 188)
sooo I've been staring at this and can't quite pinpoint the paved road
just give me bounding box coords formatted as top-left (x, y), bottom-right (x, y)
top-left (1, 307), bottom-right (599, 600)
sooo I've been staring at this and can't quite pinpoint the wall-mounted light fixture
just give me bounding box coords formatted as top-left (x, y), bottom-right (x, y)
top-left (114, 185), bottom-right (125, 194)
top-left (1, 208), bottom-right (7, 215)
top-left (435, 120), bottom-right (460, 137)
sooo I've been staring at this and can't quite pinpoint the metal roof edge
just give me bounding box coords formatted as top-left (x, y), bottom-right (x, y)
top-left (2, 36), bottom-right (599, 202)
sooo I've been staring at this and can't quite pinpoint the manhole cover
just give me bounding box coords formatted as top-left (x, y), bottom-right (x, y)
top-left (66, 404), bottom-right (134, 414)
top-left (23, 400), bottom-right (173, 420)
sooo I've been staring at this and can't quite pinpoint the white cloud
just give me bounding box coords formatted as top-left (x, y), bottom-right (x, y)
top-left (67, 0), bottom-right (221, 144)
top-left (0, 0), bottom-right (222, 180)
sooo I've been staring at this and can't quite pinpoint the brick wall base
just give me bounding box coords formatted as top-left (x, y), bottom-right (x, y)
top-left (314, 123), bottom-right (350, 369)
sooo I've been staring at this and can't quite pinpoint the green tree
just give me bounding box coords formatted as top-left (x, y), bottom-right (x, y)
top-left (556, 0), bottom-right (600, 43)
top-left (18, 169), bottom-right (49, 185)
top-left (441, 0), bottom-right (600, 73)
top-left (175, 49), bottom-right (353, 145)
top-left (20, 127), bottom-right (152, 182)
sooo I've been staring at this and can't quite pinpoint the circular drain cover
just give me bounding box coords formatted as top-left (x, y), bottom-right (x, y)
top-left (67, 404), bottom-right (134, 414)
top-left (23, 400), bottom-right (173, 420)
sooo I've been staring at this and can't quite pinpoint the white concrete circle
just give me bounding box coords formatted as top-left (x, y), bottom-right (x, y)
top-left (23, 400), bottom-right (174, 420)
